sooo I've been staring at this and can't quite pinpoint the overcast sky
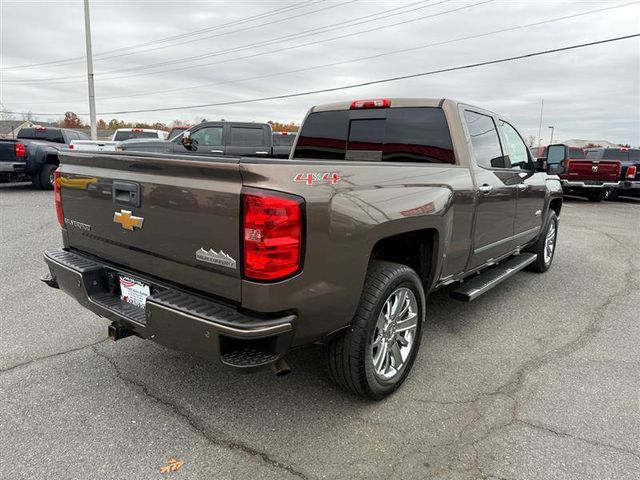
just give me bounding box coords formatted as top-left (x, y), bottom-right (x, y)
top-left (1, 0), bottom-right (639, 144)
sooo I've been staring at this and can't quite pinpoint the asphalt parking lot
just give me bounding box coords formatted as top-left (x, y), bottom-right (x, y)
top-left (1, 183), bottom-right (638, 480)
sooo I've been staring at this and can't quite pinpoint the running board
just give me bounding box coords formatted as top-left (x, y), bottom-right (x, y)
top-left (450, 253), bottom-right (537, 302)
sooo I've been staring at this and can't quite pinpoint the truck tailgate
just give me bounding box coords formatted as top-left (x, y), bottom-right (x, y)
top-left (58, 152), bottom-right (242, 302)
top-left (564, 160), bottom-right (621, 181)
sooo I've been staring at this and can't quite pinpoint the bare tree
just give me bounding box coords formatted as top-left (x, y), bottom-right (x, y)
top-left (525, 135), bottom-right (536, 147)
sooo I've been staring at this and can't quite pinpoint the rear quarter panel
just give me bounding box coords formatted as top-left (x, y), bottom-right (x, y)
top-left (240, 159), bottom-right (474, 344)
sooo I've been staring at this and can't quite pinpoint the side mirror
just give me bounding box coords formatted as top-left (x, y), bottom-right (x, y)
top-left (181, 130), bottom-right (192, 146)
top-left (545, 144), bottom-right (567, 175)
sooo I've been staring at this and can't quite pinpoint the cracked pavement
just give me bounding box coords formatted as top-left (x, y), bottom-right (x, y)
top-left (1, 183), bottom-right (638, 479)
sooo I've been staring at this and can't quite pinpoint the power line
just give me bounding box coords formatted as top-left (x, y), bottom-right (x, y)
top-left (0, 0), bottom-right (323, 71)
top-left (3, 0), bottom-right (444, 84)
top-left (21, 1), bottom-right (637, 106)
top-left (5, 0), bottom-right (486, 85)
top-left (7, 34), bottom-right (637, 117)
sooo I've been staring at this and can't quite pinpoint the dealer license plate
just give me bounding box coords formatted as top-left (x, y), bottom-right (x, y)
top-left (119, 275), bottom-right (150, 309)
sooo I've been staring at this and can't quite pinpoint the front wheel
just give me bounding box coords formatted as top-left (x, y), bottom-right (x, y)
top-left (327, 261), bottom-right (425, 400)
top-left (527, 210), bottom-right (558, 273)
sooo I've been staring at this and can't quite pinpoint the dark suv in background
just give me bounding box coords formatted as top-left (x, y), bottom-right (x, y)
top-left (585, 147), bottom-right (640, 198)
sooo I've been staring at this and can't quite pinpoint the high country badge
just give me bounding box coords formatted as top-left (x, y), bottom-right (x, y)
top-left (195, 248), bottom-right (237, 269)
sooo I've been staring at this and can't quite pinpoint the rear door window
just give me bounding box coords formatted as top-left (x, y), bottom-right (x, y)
top-left (294, 107), bottom-right (454, 163)
top-left (229, 126), bottom-right (264, 147)
top-left (464, 110), bottom-right (506, 169)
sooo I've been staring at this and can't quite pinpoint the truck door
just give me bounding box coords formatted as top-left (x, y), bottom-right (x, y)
top-left (178, 124), bottom-right (225, 156)
top-left (463, 109), bottom-right (519, 270)
top-left (498, 120), bottom-right (545, 247)
top-left (225, 124), bottom-right (271, 157)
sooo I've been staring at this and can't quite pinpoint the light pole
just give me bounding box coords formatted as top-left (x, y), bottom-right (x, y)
top-left (83, 0), bottom-right (97, 140)
top-left (537, 99), bottom-right (544, 148)
top-left (548, 126), bottom-right (555, 145)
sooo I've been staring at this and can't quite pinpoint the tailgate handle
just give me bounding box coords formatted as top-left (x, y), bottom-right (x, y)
top-left (113, 181), bottom-right (141, 208)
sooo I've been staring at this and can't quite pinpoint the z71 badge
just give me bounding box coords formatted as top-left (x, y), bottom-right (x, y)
top-left (195, 248), bottom-right (237, 269)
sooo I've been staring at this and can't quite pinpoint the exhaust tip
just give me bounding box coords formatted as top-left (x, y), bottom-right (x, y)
top-left (271, 358), bottom-right (291, 377)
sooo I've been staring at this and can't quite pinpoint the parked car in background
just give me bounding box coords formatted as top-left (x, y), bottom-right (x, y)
top-left (272, 131), bottom-right (297, 158)
top-left (43, 98), bottom-right (562, 399)
top-left (537, 144), bottom-right (621, 202)
top-left (167, 125), bottom-right (191, 140)
top-left (0, 126), bottom-right (88, 189)
top-left (118, 121), bottom-right (274, 157)
top-left (70, 128), bottom-right (169, 152)
top-left (584, 147), bottom-right (640, 199)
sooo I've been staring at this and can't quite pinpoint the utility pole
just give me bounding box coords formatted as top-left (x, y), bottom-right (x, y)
top-left (537, 98), bottom-right (544, 147)
top-left (548, 125), bottom-right (555, 144)
top-left (83, 0), bottom-right (97, 140)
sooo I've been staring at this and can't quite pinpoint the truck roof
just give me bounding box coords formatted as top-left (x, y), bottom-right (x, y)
top-left (310, 98), bottom-right (449, 112)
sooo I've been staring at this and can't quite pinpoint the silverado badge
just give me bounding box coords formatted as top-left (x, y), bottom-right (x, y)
top-left (114, 210), bottom-right (144, 231)
top-left (195, 248), bottom-right (237, 269)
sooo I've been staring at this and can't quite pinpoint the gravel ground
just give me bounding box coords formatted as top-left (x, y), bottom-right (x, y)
top-left (1, 182), bottom-right (638, 480)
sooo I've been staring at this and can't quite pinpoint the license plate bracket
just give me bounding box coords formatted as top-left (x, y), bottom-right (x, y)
top-left (119, 275), bottom-right (150, 309)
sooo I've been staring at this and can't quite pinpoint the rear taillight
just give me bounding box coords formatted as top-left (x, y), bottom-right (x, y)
top-left (350, 98), bottom-right (391, 109)
top-left (243, 190), bottom-right (303, 281)
top-left (14, 143), bottom-right (26, 158)
top-left (54, 168), bottom-right (64, 227)
top-left (627, 165), bottom-right (637, 179)
top-left (69, 144), bottom-right (74, 149)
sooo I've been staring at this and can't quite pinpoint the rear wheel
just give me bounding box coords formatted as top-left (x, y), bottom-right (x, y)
top-left (527, 210), bottom-right (558, 273)
top-left (38, 164), bottom-right (57, 190)
top-left (327, 261), bottom-right (425, 400)
top-left (586, 190), bottom-right (606, 202)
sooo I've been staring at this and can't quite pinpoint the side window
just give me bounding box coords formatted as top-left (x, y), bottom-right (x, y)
top-left (499, 120), bottom-right (531, 169)
top-left (464, 110), bottom-right (506, 169)
top-left (191, 126), bottom-right (223, 146)
top-left (229, 127), bottom-right (264, 147)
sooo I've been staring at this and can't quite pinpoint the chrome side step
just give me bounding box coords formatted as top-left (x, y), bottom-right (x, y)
top-left (450, 253), bottom-right (537, 302)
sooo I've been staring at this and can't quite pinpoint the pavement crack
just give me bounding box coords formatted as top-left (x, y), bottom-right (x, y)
top-left (92, 346), bottom-right (310, 480)
top-left (0, 338), bottom-right (108, 374)
top-left (516, 419), bottom-right (640, 460)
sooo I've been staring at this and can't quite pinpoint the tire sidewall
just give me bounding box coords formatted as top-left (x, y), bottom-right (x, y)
top-left (361, 271), bottom-right (425, 398)
top-left (542, 212), bottom-right (558, 269)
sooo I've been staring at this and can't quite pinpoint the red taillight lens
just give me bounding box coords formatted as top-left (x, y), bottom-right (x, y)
top-left (350, 98), bottom-right (391, 109)
top-left (15, 143), bottom-right (26, 158)
top-left (243, 191), bottom-right (303, 281)
top-left (54, 168), bottom-right (64, 227)
top-left (627, 165), bottom-right (637, 179)
top-left (69, 144), bottom-right (74, 149)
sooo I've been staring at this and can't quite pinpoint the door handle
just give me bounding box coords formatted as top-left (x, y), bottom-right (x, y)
top-left (255, 151), bottom-right (269, 155)
top-left (210, 149), bottom-right (223, 153)
top-left (517, 183), bottom-right (527, 190)
top-left (478, 185), bottom-right (493, 194)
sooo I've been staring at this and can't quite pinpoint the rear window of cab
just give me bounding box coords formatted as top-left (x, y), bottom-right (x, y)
top-left (293, 107), bottom-right (455, 164)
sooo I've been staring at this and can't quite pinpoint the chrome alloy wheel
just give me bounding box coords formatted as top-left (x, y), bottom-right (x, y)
top-left (544, 220), bottom-right (556, 264)
top-left (371, 287), bottom-right (418, 381)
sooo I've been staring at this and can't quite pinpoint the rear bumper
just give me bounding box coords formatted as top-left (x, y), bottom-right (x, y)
top-left (560, 180), bottom-right (620, 189)
top-left (618, 180), bottom-right (640, 191)
top-left (0, 162), bottom-right (27, 173)
top-left (42, 248), bottom-right (295, 368)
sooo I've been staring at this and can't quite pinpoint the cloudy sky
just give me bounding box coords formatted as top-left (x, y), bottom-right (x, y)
top-left (1, 0), bottom-right (638, 144)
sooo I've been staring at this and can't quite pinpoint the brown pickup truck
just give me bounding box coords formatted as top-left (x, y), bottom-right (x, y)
top-left (534, 144), bottom-right (621, 202)
top-left (42, 98), bottom-right (563, 399)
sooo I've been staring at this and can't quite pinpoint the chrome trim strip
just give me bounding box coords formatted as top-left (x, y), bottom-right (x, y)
top-left (560, 180), bottom-right (620, 188)
top-left (146, 301), bottom-right (292, 337)
top-left (474, 226), bottom-right (540, 254)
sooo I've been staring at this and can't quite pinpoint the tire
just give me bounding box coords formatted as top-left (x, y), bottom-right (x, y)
top-left (38, 164), bottom-right (57, 190)
top-left (327, 261), bottom-right (425, 400)
top-left (31, 173), bottom-right (42, 189)
top-left (586, 190), bottom-right (606, 202)
top-left (605, 189), bottom-right (619, 201)
top-left (526, 210), bottom-right (558, 273)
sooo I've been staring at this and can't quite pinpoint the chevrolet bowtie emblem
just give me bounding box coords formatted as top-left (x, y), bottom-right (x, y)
top-left (114, 210), bottom-right (144, 231)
